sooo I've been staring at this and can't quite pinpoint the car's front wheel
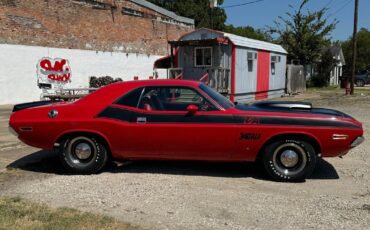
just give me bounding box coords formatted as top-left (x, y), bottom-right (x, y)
top-left (262, 139), bottom-right (317, 182)
top-left (60, 136), bottom-right (108, 174)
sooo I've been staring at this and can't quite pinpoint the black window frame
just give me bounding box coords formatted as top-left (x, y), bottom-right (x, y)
top-left (139, 86), bottom-right (219, 112)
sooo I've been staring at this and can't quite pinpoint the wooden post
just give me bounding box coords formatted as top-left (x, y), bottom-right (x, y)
top-left (350, 0), bottom-right (359, 95)
top-left (170, 44), bottom-right (174, 68)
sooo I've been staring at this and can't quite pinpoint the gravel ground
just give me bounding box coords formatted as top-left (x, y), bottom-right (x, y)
top-left (0, 89), bottom-right (370, 230)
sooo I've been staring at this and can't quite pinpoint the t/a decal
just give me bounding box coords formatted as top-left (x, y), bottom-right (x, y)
top-left (240, 133), bottom-right (261, 140)
top-left (244, 116), bottom-right (260, 124)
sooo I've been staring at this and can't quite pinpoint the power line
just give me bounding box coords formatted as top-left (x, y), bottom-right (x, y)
top-left (324, 0), bottom-right (334, 8)
top-left (221, 0), bottom-right (265, 9)
top-left (327, 0), bottom-right (353, 18)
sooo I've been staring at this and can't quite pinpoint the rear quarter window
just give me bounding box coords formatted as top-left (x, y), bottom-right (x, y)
top-left (114, 87), bottom-right (143, 108)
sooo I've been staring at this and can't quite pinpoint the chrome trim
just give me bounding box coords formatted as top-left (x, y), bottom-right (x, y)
top-left (137, 117), bottom-right (147, 124)
top-left (332, 134), bottom-right (349, 140)
top-left (351, 136), bottom-right (365, 148)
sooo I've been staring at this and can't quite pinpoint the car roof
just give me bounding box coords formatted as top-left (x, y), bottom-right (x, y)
top-left (76, 79), bottom-right (203, 107)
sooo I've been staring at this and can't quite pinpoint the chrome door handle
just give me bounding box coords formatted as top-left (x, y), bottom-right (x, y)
top-left (137, 117), bottom-right (147, 124)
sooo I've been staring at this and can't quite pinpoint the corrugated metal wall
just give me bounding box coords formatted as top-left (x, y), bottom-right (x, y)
top-left (268, 53), bottom-right (287, 98)
top-left (234, 47), bottom-right (258, 101)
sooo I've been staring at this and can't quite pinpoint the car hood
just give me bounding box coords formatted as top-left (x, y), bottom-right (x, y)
top-left (236, 101), bottom-right (353, 118)
top-left (235, 101), bottom-right (362, 123)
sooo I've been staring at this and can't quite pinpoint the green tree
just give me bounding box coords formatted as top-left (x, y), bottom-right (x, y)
top-left (224, 25), bottom-right (271, 41)
top-left (341, 28), bottom-right (370, 73)
top-left (310, 49), bottom-right (337, 87)
top-left (269, 0), bottom-right (337, 65)
top-left (147, 0), bottom-right (227, 30)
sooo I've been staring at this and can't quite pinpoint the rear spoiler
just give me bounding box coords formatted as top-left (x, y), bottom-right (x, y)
top-left (12, 100), bottom-right (60, 112)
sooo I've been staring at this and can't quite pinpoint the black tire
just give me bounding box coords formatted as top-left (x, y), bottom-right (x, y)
top-left (262, 139), bottom-right (317, 182)
top-left (356, 80), bottom-right (365, 87)
top-left (60, 136), bottom-right (108, 174)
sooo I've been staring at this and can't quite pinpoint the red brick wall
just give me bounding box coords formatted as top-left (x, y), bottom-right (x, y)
top-left (0, 0), bottom-right (193, 55)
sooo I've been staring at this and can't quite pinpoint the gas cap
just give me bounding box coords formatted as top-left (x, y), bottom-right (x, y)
top-left (48, 109), bottom-right (58, 118)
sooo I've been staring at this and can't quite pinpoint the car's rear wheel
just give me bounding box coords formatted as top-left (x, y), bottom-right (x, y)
top-left (356, 79), bottom-right (365, 87)
top-left (60, 136), bottom-right (108, 174)
top-left (262, 139), bottom-right (317, 182)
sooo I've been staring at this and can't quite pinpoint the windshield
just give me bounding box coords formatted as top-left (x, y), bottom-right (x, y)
top-left (199, 83), bottom-right (234, 109)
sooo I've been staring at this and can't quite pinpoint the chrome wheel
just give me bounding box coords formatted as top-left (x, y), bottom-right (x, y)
top-left (67, 137), bottom-right (97, 164)
top-left (272, 143), bottom-right (307, 177)
top-left (280, 150), bottom-right (299, 168)
top-left (74, 143), bottom-right (92, 160)
top-left (60, 136), bottom-right (109, 174)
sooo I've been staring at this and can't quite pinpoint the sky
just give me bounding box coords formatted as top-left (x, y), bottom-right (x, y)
top-left (222, 0), bottom-right (370, 41)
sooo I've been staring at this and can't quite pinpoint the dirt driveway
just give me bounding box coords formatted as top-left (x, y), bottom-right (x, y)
top-left (1, 89), bottom-right (370, 230)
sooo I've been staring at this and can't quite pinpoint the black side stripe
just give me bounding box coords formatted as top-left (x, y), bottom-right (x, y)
top-left (98, 107), bottom-right (239, 124)
top-left (97, 107), bottom-right (360, 128)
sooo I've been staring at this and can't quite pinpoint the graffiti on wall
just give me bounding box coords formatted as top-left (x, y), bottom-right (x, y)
top-left (37, 57), bottom-right (71, 84)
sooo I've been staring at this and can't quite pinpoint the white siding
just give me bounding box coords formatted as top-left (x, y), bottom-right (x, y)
top-left (235, 47), bottom-right (258, 102)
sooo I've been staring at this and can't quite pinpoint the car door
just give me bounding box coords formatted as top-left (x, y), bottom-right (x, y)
top-left (121, 86), bottom-right (238, 160)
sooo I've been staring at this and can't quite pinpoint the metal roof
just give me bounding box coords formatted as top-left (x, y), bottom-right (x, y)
top-left (223, 32), bottom-right (287, 54)
top-left (180, 28), bottom-right (287, 54)
top-left (130, 0), bottom-right (194, 25)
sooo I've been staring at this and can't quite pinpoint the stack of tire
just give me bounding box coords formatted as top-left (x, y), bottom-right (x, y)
top-left (89, 76), bottom-right (123, 88)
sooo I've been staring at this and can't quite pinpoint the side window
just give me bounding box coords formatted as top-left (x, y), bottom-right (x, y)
top-left (194, 47), bottom-right (212, 67)
top-left (271, 55), bottom-right (280, 76)
top-left (247, 52), bottom-right (257, 72)
top-left (138, 87), bottom-right (217, 111)
top-left (114, 87), bottom-right (143, 108)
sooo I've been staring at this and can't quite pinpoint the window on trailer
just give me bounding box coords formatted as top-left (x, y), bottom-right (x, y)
top-left (195, 47), bottom-right (212, 67)
top-left (247, 52), bottom-right (257, 72)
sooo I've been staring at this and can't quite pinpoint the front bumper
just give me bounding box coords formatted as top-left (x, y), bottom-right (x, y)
top-left (351, 136), bottom-right (365, 148)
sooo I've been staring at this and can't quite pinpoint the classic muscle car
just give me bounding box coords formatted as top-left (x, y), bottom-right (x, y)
top-left (9, 80), bottom-right (364, 181)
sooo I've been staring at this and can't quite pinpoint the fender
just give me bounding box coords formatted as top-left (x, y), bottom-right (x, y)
top-left (257, 131), bottom-right (323, 159)
top-left (54, 129), bottom-right (113, 153)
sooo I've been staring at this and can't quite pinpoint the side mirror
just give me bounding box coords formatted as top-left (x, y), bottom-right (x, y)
top-left (186, 104), bottom-right (198, 114)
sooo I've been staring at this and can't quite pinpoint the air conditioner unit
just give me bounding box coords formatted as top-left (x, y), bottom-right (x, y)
top-left (271, 55), bottom-right (281, 63)
top-left (247, 52), bottom-right (257, 60)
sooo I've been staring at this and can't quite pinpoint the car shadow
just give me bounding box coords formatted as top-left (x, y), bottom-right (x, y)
top-left (7, 150), bottom-right (339, 181)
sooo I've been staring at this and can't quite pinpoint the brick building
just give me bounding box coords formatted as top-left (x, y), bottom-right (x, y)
top-left (0, 0), bottom-right (194, 55)
top-left (0, 0), bottom-right (194, 104)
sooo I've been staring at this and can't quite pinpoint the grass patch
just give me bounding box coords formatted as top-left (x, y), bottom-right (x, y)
top-left (0, 197), bottom-right (141, 230)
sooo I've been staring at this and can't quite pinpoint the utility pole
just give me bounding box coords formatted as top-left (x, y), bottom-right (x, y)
top-left (350, 0), bottom-right (359, 95)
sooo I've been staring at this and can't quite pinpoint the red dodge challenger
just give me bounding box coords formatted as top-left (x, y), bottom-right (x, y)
top-left (9, 80), bottom-right (364, 181)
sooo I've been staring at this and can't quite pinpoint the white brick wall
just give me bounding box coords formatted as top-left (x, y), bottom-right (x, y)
top-left (0, 44), bottom-right (166, 105)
